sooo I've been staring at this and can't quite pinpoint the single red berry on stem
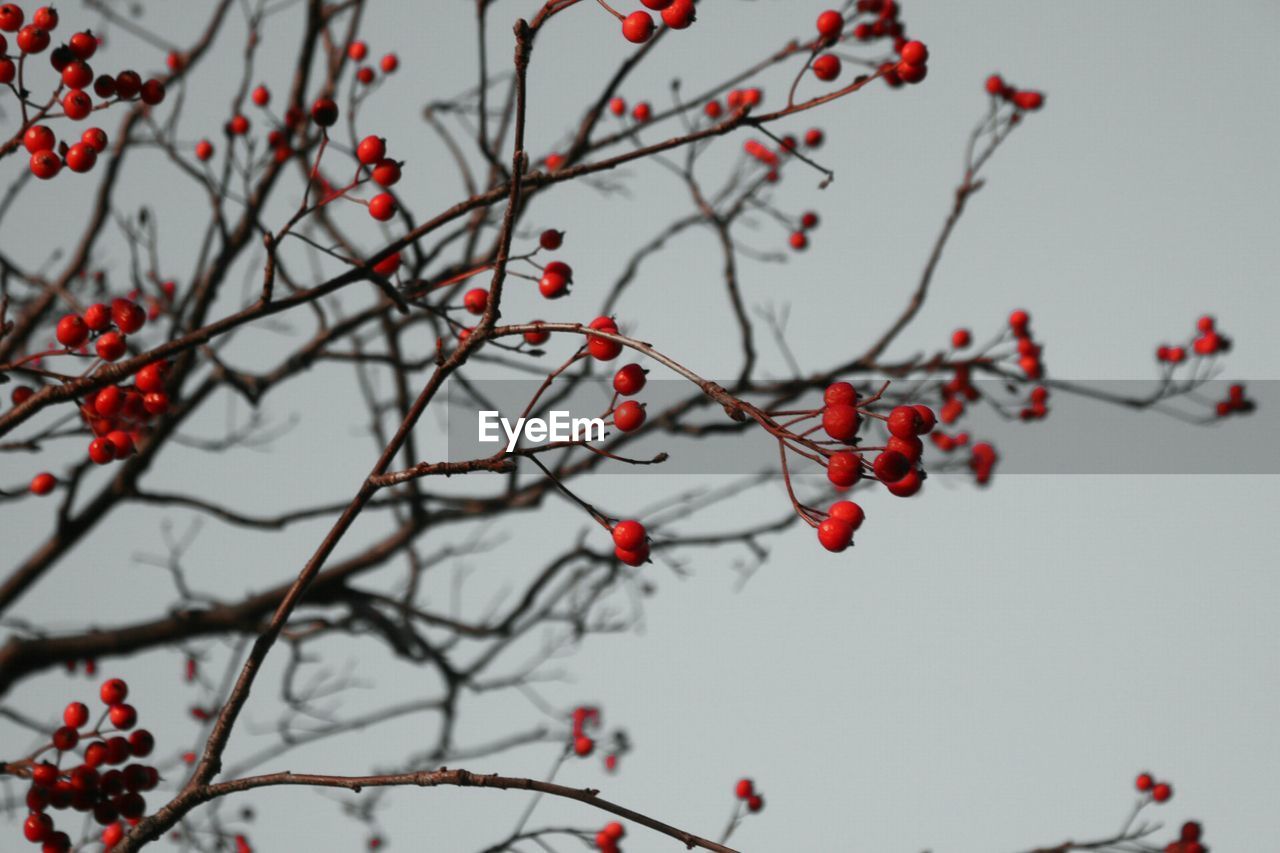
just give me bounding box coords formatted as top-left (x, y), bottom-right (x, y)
top-left (622, 11), bottom-right (655, 44)
top-left (822, 404), bottom-right (860, 442)
top-left (357, 135), bottom-right (387, 165)
top-left (817, 518), bottom-right (853, 552)
top-left (827, 450), bottom-right (862, 488)
top-left (372, 158), bottom-right (402, 187)
top-left (816, 10), bottom-right (844, 40)
top-left (368, 193), bottom-right (397, 221)
top-left (30, 149), bottom-right (61, 179)
top-left (31, 472), bottom-right (57, 495)
top-left (613, 400), bottom-right (646, 432)
top-left (828, 500), bottom-right (865, 530)
top-left (1152, 782), bottom-right (1172, 803)
top-left (311, 97), bottom-right (339, 127)
top-left (463, 288), bottom-right (488, 315)
top-left (56, 314), bottom-right (89, 348)
top-left (612, 520), bottom-right (647, 552)
top-left (662, 0), bottom-right (696, 29)
top-left (812, 54), bottom-right (841, 81)
top-left (613, 363), bottom-right (647, 396)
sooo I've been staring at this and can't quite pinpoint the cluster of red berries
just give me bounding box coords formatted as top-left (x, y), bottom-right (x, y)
top-left (847, 0), bottom-right (910, 44)
top-left (984, 74), bottom-right (1045, 111)
top-left (741, 132), bottom-right (825, 188)
top-left (611, 362), bottom-right (649, 434)
top-left (816, 499), bottom-right (866, 553)
top-left (1164, 821), bottom-right (1209, 853)
top-left (34, 299), bottom-right (172, 472)
top-left (610, 519), bottom-right (649, 566)
top-left (586, 316), bottom-right (623, 361)
top-left (571, 706), bottom-right (601, 757)
top-left (703, 86), bottom-right (765, 121)
top-left (812, 8), bottom-right (930, 88)
top-left (346, 40), bottom-right (399, 86)
top-left (1008, 309), bottom-right (1045, 379)
top-left (594, 821), bottom-right (626, 852)
top-left (607, 96), bottom-right (653, 123)
top-left (1215, 383), bottom-right (1252, 418)
top-left (618, 0), bottom-right (696, 45)
top-left (19, 678), bottom-right (159, 851)
top-left (733, 777), bottom-right (765, 813)
top-left (357, 134), bottom-right (404, 222)
top-left (1020, 385), bottom-right (1049, 421)
top-left (789, 210), bottom-right (822, 251)
top-left (939, 362), bottom-right (978, 425)
top-left (2, 5), bottom-right (165, 180)
top-left (1156, 315), bottom-right (1230, 363)
top-left (536, 229), bottom-right (575, 300)
top-left (1135, 770), bottom-right (1173, 803)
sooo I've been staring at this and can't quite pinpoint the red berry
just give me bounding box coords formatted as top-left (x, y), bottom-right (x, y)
top-left (1012, 90), bottom-right (1044, 111)
top-left (65, 702), bottom-right (90, 728)
top-left (900, 40), bottom-right (928, 66)
top-left (985, 73), bottom-right (1005, 95)
top-left (951, 328), bottom-right (971, 348)
top-left (32, 7), bottom-right (57, 30)
top-left (817, 517), bottom-right (853, 552)
top-left (603, 821), bottom-right (625, 841)
top-left (102, 822), bottom-right (125, 847)
top-left (108, 703), bottom-right (137, 730)
top-left (69, 30), bottom-right (97, 59)
top-left (746, 794), bottom-right (764, 812)
top-left (612, 520), bottom-right (646, 551)
top-left (30, 149), bottom-right (62, 179)
top-left (311, 97), bottom-right (339, 127)
top-left (24, 813), bottom-right (53, 843)
top-left (884, 467), bottom-right (923, 497)
top-left (524, 323), bottom-right (550, 346)
top-left (800, 211), bottom-right (819, 230)
top-left (735, 778), bottom-right (754, 799)
top-left (195, 139), bottom-right (214, 161)
top-left (886, 434), bottom-right (923, 462)
top-left (357, 135), bottom-right (386, 165)
top-left (912, 405), bottom-right (937, 434)
top-left (609, 96), bottom-right (626, 115)
top-left (539, 229), bottom-right (564, 250)
top-left (372, 252), bottom-right (401, 277)
top-left (873, 450), bottom-right (911, 483)
top-left (789, 231), bottom-right (809, 251)
top-left (886, 405), bottom-right (923, 439)
top-left (371, 158), bottom-right (401, 187)
top-left (88, 437), bottom-right (116, 464)
top-left (897, 61), bottom-right (927, 84)
top-left (134, 362), bottom-right (167, 393)
top-left (826, 450), bottom-right (862, 488)
top-left (62, 89), bottom-right (92, 120)
top-left (100, 678), bottom-right (129, 705)
top-left (52, 725), bottom-right (79, 750)
top-left (348, 40), bottom-right (367, 61)
top-left (368, 193), bottom-right (397, 222)
top-left (822, 404), bottom-right (860, 442)
top-left (824, 381), bottom-right (857, 407)
top-left (380, 53), bottom-right (398, 73)
top-left (82, 127), bottom-right (109, 153)
top-left (587, 316), bottom-right (622, 360)
top-left (228, 114), bottom-right (250, 135)
top-left (661, 0), bottom-right (695, 29)
top-left (56, 314), bottom-right (89, 348)
top-left (828, 500), bottom-right (865, 530)
top-left (18, 24), bottom-right (51, 54)
top-left (463, 288), bottom-right (488, 315)
top-left (251, 84), bottom-right (270, 106)
top-left (615, 539), bottom-right (650, 565)
top-left (631, 101), bottom-right (651, 122)
top-left (613, 400), bottom-right (645, 432)
top-left (812, 54), bottom-right (841, 81)
top-left (115, 69), bottom-right (143, 99)
top-left (1152, 782), bottom-right (1172, 802)
top-left (24, 125), bottom-right (56, 153)
top-left (641, 0), bottom-right (673, 8)
top-left (574, 736), bottom-right (594, 756)
top-left (804, 128), bottom-right (824, 147)
top-left (112, 298), bottom-right (145, 333)
top-left (62, 59), bottom-right (93, 89)
top-left (95, 385), bottom-right (124, 417)
top-left (356, 66), bottom-right (375, 85)
top-left (65, 141), bottom-right (97, 173)
top-left (31, 472), bottom-right (57, 495)
top-left (613, 363), bottom-right (647, 396)
top-left (142, 391), bottom-right (170, 415)
top-left (0, 4), bottom-right (23, 31)
top-left (622, 11), bottom-right (655, 43)
top-left (816, 10), bottom-right (843, 40)
top-left (539, 270), bottom-right (569, 299)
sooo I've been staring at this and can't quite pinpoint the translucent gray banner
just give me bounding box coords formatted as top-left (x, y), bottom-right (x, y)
top-left (443, 378), bottom-right (1275, 475)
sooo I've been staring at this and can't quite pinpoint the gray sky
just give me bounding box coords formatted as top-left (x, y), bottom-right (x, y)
top-left (2, 1), bottom-right (1277, 851)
